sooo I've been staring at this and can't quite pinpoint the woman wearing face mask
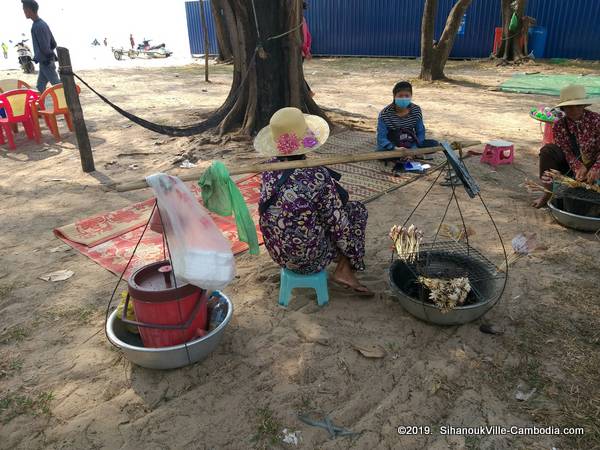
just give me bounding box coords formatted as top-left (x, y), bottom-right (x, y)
top-left (377, 81), bottom-right (437, 151)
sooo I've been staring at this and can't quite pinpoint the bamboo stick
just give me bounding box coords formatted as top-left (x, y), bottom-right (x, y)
top-left (115, 141), bottom-right (481, 192)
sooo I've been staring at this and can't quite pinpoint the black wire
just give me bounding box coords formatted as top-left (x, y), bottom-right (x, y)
top-left (401, 163), bottom-right (447, 228)
top-left (452, 177), bottom-right (470, 253)
top-left (389, 164), bottom-right (447, 264)
top-left (104, 201), bottom-right (157, 348)
top-left (477, 192), bottom-right (509, 306)
top-left (71, 48), bottom-right (258, 137)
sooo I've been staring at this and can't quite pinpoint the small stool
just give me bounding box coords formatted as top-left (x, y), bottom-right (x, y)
top-left (480, 140), bottom-right (514, 167)
top-left (278, 268), bottom-right (329, 307)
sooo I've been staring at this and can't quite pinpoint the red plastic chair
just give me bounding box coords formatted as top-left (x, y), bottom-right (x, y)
top-left (32, 83), bottom-right (80, 142)
top-left (0, 79), bottom-right (31, 93)
top-left (0, 89), bottom-right (40, 150)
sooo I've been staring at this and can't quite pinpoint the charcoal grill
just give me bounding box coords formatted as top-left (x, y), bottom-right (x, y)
top-left (388, 142), bottom-right (508, 325)
top-left (389, 242), bottom-right (506, 325)
top-left (552, 185), bottom-right (600, 219)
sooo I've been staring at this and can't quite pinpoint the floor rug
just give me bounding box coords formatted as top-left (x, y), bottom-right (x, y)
top-left (317, 130), bottom-right (447, 203)
top-left (500, 73), bottom-right (600, 97)
top-left (54, 176), bottom-right (263, 279)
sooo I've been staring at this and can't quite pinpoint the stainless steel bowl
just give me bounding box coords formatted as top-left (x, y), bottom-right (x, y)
top-left (106, 291), bottom-right (233, 370)
top-left (548, 199), bottom-right (600, 232)
top-left (389, 256), bottom-right (504, 326)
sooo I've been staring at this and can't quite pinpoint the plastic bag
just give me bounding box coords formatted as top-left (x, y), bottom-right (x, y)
top-left (146, 173), bottom-right (235, 291)
top-left (199, 161), bottom-right (260, 255)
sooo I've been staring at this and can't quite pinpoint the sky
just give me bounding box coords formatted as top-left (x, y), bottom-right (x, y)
top-left (0, 0), bottom-right (194, 70)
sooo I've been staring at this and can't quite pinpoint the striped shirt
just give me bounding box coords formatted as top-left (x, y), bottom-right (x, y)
top-left (377, 103), bottom-right (426, 150)
top-left (381, 103), bottom-right (423, 131)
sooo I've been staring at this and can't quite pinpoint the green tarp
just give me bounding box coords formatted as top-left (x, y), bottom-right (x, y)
top-left (500, 74), bottom-right (600, 97)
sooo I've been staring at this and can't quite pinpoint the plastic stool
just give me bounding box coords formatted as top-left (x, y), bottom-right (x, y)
top-left (480, 140), bottom-right (514, 167)
top-left (278, 268), bottom-right (329, 307)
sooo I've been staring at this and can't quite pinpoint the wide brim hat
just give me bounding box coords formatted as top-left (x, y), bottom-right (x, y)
top-left (254, 107), bottom-right (330, 157)
top-left (555, 84), bottom-right (600, 108)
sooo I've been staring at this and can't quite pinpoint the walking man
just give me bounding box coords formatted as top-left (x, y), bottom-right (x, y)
top-left (130, 33), bottom-right (135, 49)
top-left (22, 0), bottom-right (60, 93)
top-left (1, 42), bottom-right (8, 59)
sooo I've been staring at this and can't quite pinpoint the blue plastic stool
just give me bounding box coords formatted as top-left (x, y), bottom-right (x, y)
top-left (278, 268), bottom-right (329, 307)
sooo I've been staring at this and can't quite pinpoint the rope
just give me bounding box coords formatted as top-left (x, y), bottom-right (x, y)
top-left (68, 48), bottom-right (258, 137)
top-left (64, 8), bottom-right (305, 138)
top-left (267, 21), bottom-right (303, 41)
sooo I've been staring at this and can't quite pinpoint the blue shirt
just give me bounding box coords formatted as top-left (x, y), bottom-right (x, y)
top-left (31, 18), bottom-right (57, 64)
top-left (377, 103), bottom-right (426, 150)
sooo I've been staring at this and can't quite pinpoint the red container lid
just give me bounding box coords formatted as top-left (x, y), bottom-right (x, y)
top-left (128, 260), bottom-right (201, 303)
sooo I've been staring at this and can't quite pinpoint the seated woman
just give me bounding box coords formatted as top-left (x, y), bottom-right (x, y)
top-left (532, 85), bottom-right (600, 208)
top-left (377, 81), bottom-right (438, 151)
top-left (256, 107), bottom-right (372, 296)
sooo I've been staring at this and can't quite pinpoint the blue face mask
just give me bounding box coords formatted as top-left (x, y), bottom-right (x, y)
top-left (394, 98), bottom-right (412, 108)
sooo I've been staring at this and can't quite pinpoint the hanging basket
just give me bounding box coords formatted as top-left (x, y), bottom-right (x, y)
top-left (389, 242), bottom-right (506, 325)
top-left (388, 142), bottom-right (508, 325)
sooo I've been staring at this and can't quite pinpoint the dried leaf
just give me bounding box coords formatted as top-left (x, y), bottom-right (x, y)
top-left (352, 343), bottom-right (386, 359)
top-left (39, 269), bottom-right (74, 282)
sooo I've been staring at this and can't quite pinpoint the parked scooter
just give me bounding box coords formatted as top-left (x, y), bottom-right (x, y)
top-left (15, 39), bottom-right (35, 74)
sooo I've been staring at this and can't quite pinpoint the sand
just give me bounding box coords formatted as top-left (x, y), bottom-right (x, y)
top-left (1, 58), bottom-right (599, 449)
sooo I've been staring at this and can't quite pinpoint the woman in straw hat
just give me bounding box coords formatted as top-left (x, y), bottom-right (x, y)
top-left (256, 107), bottom-right (373, 297)
top-left (533, 84), bottom-right (600, 208)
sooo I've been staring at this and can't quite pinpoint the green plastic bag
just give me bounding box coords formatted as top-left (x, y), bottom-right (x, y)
top-left (199, 161), bottom-right (260, 255)
top-left (508, 12), bottom-right (519, 32)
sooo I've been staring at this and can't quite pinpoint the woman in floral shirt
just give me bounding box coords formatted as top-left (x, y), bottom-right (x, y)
top-left (255, 107), bottom-right (372, 296)
top-left (533, 85), bottom-right (600, 208)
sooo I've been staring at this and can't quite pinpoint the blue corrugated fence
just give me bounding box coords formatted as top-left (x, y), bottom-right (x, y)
top-left (185, 0), bottom-right (600, 60)
top-left (185, 0), bottom-right (219, 56)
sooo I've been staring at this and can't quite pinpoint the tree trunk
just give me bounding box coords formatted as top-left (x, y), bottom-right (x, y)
top-left (210, 0), bottom-right (234, 62)
top-left (419, 0), bottom-right (474, 81)
top-left (211, 0), bottom-right (324, 136)
top-left (494, 0), bottom-right (529, 63)
top-left (419, 0), bottom-right (438, 81)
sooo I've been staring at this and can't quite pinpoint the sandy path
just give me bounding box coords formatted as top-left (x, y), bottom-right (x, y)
top-left (1, 58), bottom-right (599, 449)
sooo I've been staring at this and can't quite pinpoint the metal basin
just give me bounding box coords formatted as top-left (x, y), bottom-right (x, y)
top-left (388, 249), bottom-right (505, 326)
top-left (106, 291), bottom-right (233, 370)
top-left (548, 198), bottom-right (600, 232)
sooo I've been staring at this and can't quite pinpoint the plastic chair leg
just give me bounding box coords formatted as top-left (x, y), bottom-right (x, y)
top-left (278, 269), bottom-right (291, 307)
top-left (10, 123), bottom-right (18, 134)
top-left (1, 124), bottom-right (16, 150)
top-left (23, 121), bottom-right (34, 140)
top-left (48, 115), bottom-right (60, 141)
top-left (315, 273), bottom-right (329, 306)
top-left (65, 113), bottom-right (74, 132)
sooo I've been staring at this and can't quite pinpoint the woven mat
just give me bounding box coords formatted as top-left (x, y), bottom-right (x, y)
top-left (54, 176), bottom-right (263, 278)
top-left (316, 130), bottom-right (446, 203)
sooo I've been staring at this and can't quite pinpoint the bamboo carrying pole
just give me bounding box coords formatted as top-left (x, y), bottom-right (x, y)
top-left (57, 47), bottom-right (95, 173)
top-left (115, 141), bottom-right (481, 192)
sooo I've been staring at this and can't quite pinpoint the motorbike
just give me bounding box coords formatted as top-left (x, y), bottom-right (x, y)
top-left (113, 39), bottom-right (172, 61)
top-left (15, 39), bottom-right (35, 74)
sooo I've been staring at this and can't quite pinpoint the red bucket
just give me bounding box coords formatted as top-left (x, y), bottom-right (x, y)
top-left (124, 261), bottom-right (208, 348)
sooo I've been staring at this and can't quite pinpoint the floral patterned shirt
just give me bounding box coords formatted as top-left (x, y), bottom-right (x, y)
top-left (259, 167), bottom-right (367, 273)
top-left (552, 110), bottom-right (600, 171)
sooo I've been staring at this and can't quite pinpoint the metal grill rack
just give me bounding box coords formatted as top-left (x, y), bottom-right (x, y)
top-left (554, 185), bottom-right (600, 205)
top-left (398, 241), bottom-right (505, 304)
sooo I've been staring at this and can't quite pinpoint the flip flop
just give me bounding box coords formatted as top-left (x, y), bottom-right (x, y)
top-left (331, 280), bottom-right (375, 298)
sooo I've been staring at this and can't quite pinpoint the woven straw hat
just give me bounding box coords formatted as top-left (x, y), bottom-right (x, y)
top-left (555, 84), bottom-right (600, 108)
top-left (254, 107), bottom-right (329, 157)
